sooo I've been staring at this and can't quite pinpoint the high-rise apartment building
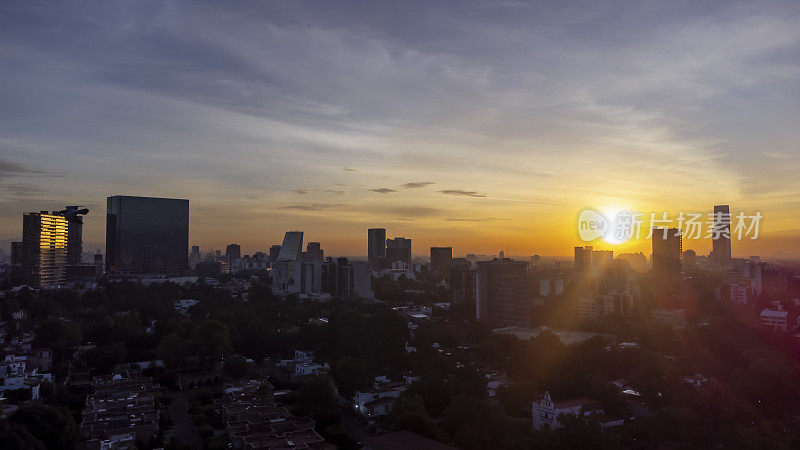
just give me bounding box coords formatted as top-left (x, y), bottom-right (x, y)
top-left (322, 257), bottom-right (354, 298)
top-left (368, 228), bottom-right (387, 270)
top-left (711, 204), bottom-right (732, 268)
top-left (22, 211), bottom-right (69, 288)
top-left (430, 246), bottom-right (453, 277)
top-left (106, 196), bottom-right (189, 275)
top-left (476, 258), bottom-right (532, 327)
top-left (574, 246), bottom-right (593, 272)
top-left (57, 206), bottom-right (89, 267)
top-left (652, 227), bottom-right (683, 276)
top-left (592, 250), bottom-right (613, 274)
top-left (226, 243), bottom-right (241, 267)
top-left (269, 245), bottom-right (282, 262)
top-left (10, 241), bottom-right (22, 265)
top-left (305, 242), bottom-right (324, 262)
top-left (450, 257), bottom-right (476, 306)
top-left (386, 237), bottom-right (412, 269)
top-left (189, 245), bottom-right (202, 269)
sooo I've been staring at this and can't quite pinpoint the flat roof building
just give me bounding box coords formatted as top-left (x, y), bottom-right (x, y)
top-left (106, 196), bottom-right (189, 275)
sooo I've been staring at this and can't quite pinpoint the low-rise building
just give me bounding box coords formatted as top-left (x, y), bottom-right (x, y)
top-left (80, 371), bottom-right (160, 449)
top-left (0, 354), bottom-right (53, 400)
top-left (215, 379), bottom-right (325, 449)
top-left (352, 376), bottom-right (407, 421)
top-left (532, 391), bottom-right (604, 430)
top-left (760, 308), bottom-right (792, 332)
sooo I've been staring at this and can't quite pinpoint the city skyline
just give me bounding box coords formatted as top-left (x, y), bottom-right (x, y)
top-left (1, 1), bottom-right (799, 257)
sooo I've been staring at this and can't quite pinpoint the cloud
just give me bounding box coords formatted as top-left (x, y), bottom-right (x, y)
top-left (400, 181), bottom-right (435, 189)
top-left (370, 188), bottom-right (397, 194)
top-left (323, 189), bottom-right (346, 195)
top-left (440, 189), bottom-right (487, 198)
top-left (0, 157), bottom-right (61, 180)
top-left (282, 203), bottom-right (348, 211)
top-left (293, 189), bottom-right (309, 194)
top-left (445, 217), bottom-right (506, 222)
top-left (342, 167), bottom-right (358, 172)
top-left (0, 182), bottom-right (47, 197)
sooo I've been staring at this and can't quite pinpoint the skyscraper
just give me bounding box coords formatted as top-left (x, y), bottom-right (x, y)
top-left (226, 243), bottom-right (241, 267)
top-left (430, 246), bottom-right (453, 276)
top-left (322, 256), bottom-right (353, 298)
top-left (476, 258), bottom-right (532, 327)
top-left (574, 246), bottom-right (593, 272)
top-left (712, 204), bottom-right (732, 268)
top-left (22, 211), bottom-right (69, 288)
top-left (368, 228), bottom-right (386, 270)
top-left (269, 244), bottom-right (281, 262)
top-left (386, 237), bottom-right (411, 269)
top-left (305, 242), bottom-right (324, 261)
top-left (106, 196), bottom-right (189, 275)
top-left (652, 227), bottom-right (683, 276)
top-left (10, 241), bottom-right (22, 265)
top-left (277, 231), bottom-right (303, 261)
top-left (56, 206), bottom-right (89, 267)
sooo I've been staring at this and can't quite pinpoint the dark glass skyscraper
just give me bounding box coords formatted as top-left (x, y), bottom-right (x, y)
top-left (652, 227), bottom-right (683, 277)
top-left (106, 196), bottom-right (189, 275)
top-left (712, 204), bottom-right (732, 268)
top-left (368, 228), bottom-right (386, 270)
top-left (386, 237), bottom-right (411, 269)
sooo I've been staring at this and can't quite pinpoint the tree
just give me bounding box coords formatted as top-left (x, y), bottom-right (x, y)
top-left (7, 405), bottom-right (78, 449)
top-left (223, 355), bottom-right (249, 379)
top-left (157, 333), bottom-right (192, 369)
top-left (390, 395), bottom-right (441, 441)
top-left (191, 320), bottom-right (232, 357)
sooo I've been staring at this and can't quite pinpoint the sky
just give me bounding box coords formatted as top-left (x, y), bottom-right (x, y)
top-left (1, 0), bottom-right (799, 258)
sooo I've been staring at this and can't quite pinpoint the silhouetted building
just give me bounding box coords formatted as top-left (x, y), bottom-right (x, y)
top-left (196, 261), bottom-right (222, 278)
top-left (574, 246), bottom-right (593, 272)
top-left (57, 206), bottom-right (89, 266)
top-left (652, 227), bottom-right (683, 276)
top-left (226, 243), bottom-right (241, 266)
top-left (106, 196), bottom-right (189, 275)
top-left (10, 241), bottom-right (22, 265)
top-left (323, 257), bottom-right (353, 298)
top-left (277, 231), bottom-right (303, 261)
top-left (476, 258), bottom-right (532, 327)
top-left (683, 249), bottom-right (697, 270)
top-left (305, 242), bottom-right (324, 262)
top-left (430, 247), bottom-right (453, 278)
top-left (368, 228), bottom-right (387, 270)
top-left (189, 245), bottom-right (201, 269)
top-left (592, 250), bottom-right (613, 274)
top-left (386, 237), bottom-right (411, 269)
top-left (269, 245), bottom-right (281, 262)
top-left (450, 258), bottom-right (476, 306)
top-left (711, 204), bottom-right (732, 268)
top-left (22, 211), bottom-right (69, 288)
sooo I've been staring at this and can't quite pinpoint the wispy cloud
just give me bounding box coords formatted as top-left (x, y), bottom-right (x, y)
top-left (323, 189), bottom-right (346, 195)
top-left (282, 203), bottom-right (348, 211)
top-left (370, 188), bottom-right (397, 194)
top-left (342, 167), bottom-right (358, 172)
top-left (0, 157), bottom-right (61, 180)
top-left (440, 189), bottom-right (487, 198)
top-left (445, 217), bottom-right (506, 222)
top-left (293, 189), bottom-right (309, 194)
top-left (400, 181), bottom-right (435, 189)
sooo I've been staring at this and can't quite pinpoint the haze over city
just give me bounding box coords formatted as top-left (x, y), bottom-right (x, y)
top-left (2, 0), bottom-right (800, 257)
